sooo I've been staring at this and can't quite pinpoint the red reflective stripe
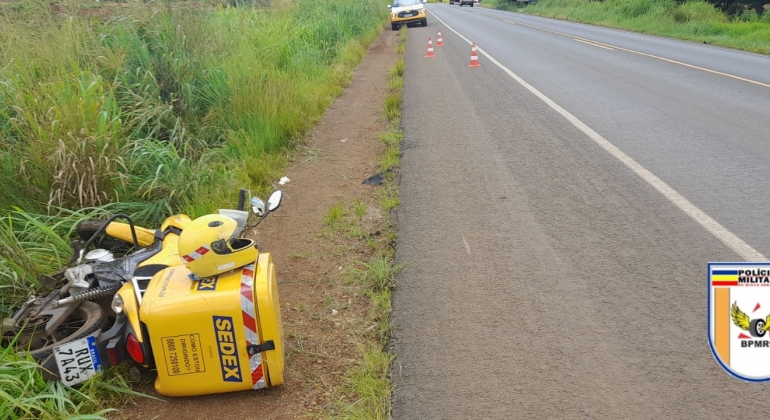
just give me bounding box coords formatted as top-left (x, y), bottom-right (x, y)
top-left (196, 246), bottom-right (209, 255)
top-left (182, 255), bottom-right (195, 262)
top-left (241, 283), bottom-right (252, 300)
top-left (252, 364), bottom-right (263, 385)
top-left (238, 263), bottom-right (264, 389)
top-left (242, 313), bottom-right (257, 338)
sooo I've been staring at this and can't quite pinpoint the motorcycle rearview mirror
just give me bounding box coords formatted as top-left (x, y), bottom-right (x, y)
top-left (267, 190), bottom-right (282, 212)
top-left (247, 190), bottom-right (283, 229)
top-left (251, 196), bottom-right (265, 216)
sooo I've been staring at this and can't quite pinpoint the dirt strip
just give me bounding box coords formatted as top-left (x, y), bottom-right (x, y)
top-left (120, 26), bottom-right (398, 420)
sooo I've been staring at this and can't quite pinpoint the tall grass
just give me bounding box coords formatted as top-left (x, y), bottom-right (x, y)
top-left (0, 203), bottom-right (149, 315)
top-left (0, 344), bottom-right (143, 420)
top-left (1, 0), bottom-right (387, 217)
top-left (493, 0), bottom-right (770, 54)
top-left (0, 0), bottom-right (388, 415)
top-left (0, 0), bottom-right (387, 298)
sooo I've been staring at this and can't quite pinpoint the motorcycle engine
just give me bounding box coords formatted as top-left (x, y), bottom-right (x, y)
top-left (65, 249), bottom-right (122, 294)
top-left (64, 263), bottom-right (94, 295)
top-left (85, 248), bottom-right (115, 263)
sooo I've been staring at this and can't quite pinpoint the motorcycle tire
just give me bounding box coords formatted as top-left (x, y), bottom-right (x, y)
top-left (76, 219), bottom-right (132, 254)
top-left (19, 301), bottom-right (106, 362)
top-left (76, 219), bottom-right (109, 241)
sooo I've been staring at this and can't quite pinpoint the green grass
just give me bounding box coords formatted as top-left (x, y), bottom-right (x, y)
top-left (381, 146), bottom-right (401, 172)
top-left (491, 0), bottom-right (770, 55)
top-left (0, 0), bottom-right (388, 215)
top-left (377, 130), bottom-right (403, 147)
top-left (383, 57), bottom-right (405, 123)
top-left (0, 205), bottom-right (144, 313)
top-left (351, 256), bottom-right (403, 294)
top-left (485, 0), bottom-right (528, 11)
top-left (323, 202), bottom-right (347, 230)
top-left (0, 0), bottom-right (389, 416)
top-left (378, 29), bottom-right (406, 213)
top-left (0, 345), bottom-right (148, 420)
top-left (378, 184), bottom-right (401, 213)
top-left (352, 198), bottom-right (368, 221)
top-left (333, 343), bottom-right (394, 419)
top-left (331, 244), bottom-right (402, 420)
top-left (384, 92), bottom-right (402, 123)
top-left (0, 0), bottom-right (388, 304)
top-left (323, 25), bottom-right (406, 420)
top-left (322, 199), bottom-right (372, 239)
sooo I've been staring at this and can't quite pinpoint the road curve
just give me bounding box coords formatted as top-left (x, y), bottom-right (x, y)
top-left (392, 5), bottom-right (770, 419)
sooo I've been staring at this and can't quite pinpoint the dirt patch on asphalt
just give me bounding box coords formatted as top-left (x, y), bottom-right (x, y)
top-left (118, 26), bottom-right (398, 420)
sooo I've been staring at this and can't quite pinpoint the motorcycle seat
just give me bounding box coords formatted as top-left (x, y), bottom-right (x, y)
top-left (134, 264), bottom-right (169, 278)
top-left (134, 264), bottom-right (169, 288)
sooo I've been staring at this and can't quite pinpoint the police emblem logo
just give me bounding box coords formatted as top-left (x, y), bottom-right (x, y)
top-left (709, 262), bottom-right (770, 382)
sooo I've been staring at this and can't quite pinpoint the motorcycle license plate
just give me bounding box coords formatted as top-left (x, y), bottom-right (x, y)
top-left (53, 336), bottom-right (103, 386)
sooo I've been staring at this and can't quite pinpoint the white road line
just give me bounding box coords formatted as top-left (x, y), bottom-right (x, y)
top-left (468, 10), bottom-right (770, 89)
top-left (429, 11), bottom-right (767, 262)
top-left (462, 236), bottom-right (472, 255)
top-left (574, 38), bottom-right (614, 50)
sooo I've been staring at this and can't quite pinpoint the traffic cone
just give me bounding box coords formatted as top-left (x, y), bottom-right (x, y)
top-left (468, 42), bottom-right (480, 68)
top-left (436, 31), bottom-right (444, 47)
top-left (425, 38), bottom-right (436, 58)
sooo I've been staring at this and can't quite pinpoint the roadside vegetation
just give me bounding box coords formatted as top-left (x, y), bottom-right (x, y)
top-left (0, 0), bottom-right (386, 309)
top-left (488, 0), bottom-right (770, 55)
top-left (324, 26), bottom-right (406, 420)
top-left (0, 0), bottom-right (387, 417)
top-left (0, 350), bottom-right (146, 420)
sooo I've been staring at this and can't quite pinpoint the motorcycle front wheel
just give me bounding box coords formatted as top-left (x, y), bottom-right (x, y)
top-left (76, 219), bottom-right (108, 241)
top-left (76, 219), bottom-right (133, 254)
top-left (13, 301), bottom-right (106, 361)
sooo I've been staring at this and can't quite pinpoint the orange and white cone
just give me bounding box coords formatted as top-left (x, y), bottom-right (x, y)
top-left (468, 42), bottom-right (481, 68)
top-left (436, 31), bottom-right (444, 47)
top-left (425, 38), bottom-right (436, 58)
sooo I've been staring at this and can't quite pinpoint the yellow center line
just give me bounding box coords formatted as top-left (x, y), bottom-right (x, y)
top-left (469, 10), bottom-right (770, 89)
top-left (574, 38), bottom-right (614, 50)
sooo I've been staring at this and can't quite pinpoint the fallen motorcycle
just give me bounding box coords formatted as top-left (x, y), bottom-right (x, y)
top-left (2, 189), bottom-right (285, 397)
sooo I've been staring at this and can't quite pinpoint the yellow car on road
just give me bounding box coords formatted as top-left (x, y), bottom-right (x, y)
top-left (388, 0), bottom-right (427, 31)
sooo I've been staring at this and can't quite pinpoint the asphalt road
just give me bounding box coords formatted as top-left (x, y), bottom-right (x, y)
top-left (391, 5), bottom-right (770, 419)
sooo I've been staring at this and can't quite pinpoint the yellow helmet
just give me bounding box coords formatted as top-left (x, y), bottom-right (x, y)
top-left (178, 214), bottom-right (257, 279)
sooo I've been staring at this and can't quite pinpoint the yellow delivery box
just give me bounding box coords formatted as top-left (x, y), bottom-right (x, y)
top-left (139, 252), bottom-right (284, 397)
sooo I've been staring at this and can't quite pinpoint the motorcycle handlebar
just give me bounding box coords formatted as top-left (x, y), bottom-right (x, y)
top-left (238, 189), bottom-right (247, 212)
